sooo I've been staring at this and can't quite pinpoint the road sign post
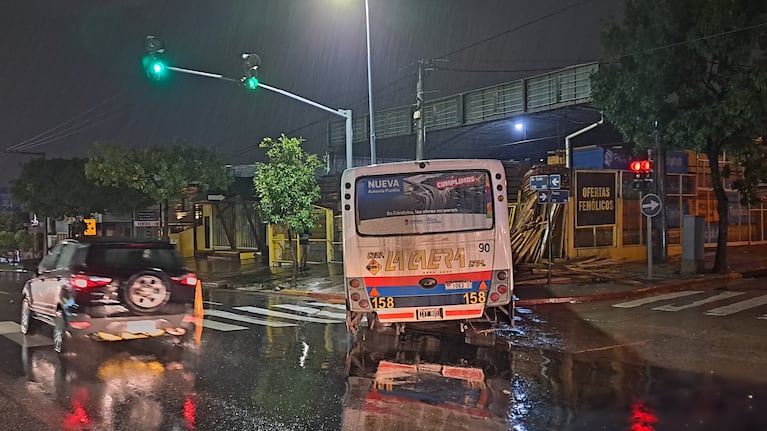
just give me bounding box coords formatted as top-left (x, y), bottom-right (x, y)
top-left (640, 193), bottom-right (663, 278)
top-left (532, 175), bottom-right (569, 287)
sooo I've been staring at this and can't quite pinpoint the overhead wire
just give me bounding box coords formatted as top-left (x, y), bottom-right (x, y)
top-left (4, 90), bottom-right (129, 152)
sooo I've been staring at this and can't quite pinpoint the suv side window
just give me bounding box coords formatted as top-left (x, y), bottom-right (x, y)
top-left (55, 243), bottom-right (80, 270)
top-left (39, 243), bottom-right (65, 272)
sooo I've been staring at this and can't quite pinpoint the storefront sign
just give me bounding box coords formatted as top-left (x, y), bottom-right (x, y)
top-left (576, 171), bottom-right (616, 227)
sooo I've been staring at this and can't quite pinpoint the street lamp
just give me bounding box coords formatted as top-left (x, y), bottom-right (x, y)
top-left (364, 0), bottom-right (376, 165)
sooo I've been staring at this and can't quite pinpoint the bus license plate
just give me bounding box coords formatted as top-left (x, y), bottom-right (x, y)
top-left (445, 281), bottom-right (472, 290)
top-left (417, 308), bottom-right (442, 320)
top-left (127, 320), bottom-right (156, 334)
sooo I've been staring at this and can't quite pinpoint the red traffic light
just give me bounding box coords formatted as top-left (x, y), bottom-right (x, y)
top-left (641, 160), bottom-right (652, 171)
top-left (630, 160), bottom-right (653, 173)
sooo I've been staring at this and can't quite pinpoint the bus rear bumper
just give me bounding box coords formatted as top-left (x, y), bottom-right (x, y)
top-left (374, 306), bottom-right (485, 323)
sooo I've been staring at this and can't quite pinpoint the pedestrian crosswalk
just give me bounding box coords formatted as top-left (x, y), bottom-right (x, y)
top-left (0, 300), bottom-right (348, 345)
top-left (612, 290), bottom-right (767, 320)
top-left (199, 300), bottom-right (347, 331)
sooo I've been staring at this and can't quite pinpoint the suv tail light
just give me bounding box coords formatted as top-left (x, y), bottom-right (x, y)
top-left (71, 274), bottom-right (113, 290)
top-left (172, 273), bottom-right (198, 287)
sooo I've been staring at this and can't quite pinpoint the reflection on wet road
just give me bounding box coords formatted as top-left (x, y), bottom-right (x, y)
top-left (1, 272), bottom-right (766, 430)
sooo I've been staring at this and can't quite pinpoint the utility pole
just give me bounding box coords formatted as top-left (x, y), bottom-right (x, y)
top-left (654, 121), bottom-right (668, 262)
top-left (414, 59), bottom-right (425, 161)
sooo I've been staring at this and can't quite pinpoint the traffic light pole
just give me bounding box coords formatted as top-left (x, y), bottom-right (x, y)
top-left (165, 66), bottom-right (355, 169)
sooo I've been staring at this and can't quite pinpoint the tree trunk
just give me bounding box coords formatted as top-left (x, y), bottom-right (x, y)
top-left (706, 144), bottom-right (728, 274)
top-left (291, 233), bottom-right (298, 288)
top-left (244, 204), bottom-right (269, 264)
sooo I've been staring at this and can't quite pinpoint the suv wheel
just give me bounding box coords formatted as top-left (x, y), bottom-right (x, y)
top-left (20, 296), bottom-right (39, 335)
top-left (124, 271), bottom-right (171, 314)
top-left (53, 311), bottom-right (68, 354)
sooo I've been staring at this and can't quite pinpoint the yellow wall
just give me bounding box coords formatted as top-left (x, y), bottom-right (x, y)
top-left (170, 229), bottom-right (195, 258)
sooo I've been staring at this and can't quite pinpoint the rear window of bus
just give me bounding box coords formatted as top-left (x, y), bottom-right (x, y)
top-left (355, 169), bottom-right (495, 236)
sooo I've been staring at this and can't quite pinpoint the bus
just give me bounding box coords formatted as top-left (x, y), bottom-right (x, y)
top-left (341, 159), bottom-right (514, 335)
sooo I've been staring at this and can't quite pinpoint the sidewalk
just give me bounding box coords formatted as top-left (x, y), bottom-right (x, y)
top-left (191, 244), bottom-right (767, 306)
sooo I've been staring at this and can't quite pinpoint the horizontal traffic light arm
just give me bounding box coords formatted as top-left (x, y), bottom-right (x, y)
top-left (159, 65), bottom-right (349, 120)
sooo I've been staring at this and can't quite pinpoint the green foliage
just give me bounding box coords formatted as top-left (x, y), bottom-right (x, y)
top-left (591, 0), bottom-right (767, 271)
top-left (0, 211), bottom-right (20, 232)
top-left (253, 135), bottom-right (325, 235)
top-left (592, 0), bottom-right (767, 154)
top-left (10, 158), bottom-right (154, 219)
top-left (732, 138), bottom-right (767, 205)
top-left (85, 141), bottom-right (234, 203)
top-left (0, 230), bottom-right (30, 256)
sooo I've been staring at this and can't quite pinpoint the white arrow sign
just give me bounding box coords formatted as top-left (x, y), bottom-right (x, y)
top-left (550, 175), bottom-right (561, 188)
top-left (640, 193), bottom-right (662, 217)
top-left (642, 200), bottom-right (660, 212)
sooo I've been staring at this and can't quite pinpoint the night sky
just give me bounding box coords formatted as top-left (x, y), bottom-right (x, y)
top-left (0, 0), bottom-right (624, 186)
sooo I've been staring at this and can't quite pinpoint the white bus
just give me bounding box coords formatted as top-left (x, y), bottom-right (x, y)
top-left (341, 159), bottom-right (514, 334)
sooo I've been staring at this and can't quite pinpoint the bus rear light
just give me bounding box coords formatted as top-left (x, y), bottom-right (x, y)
top-left (497, 195), bottom-right (504, 202)
top-left (497, 285), bottom-right (508, 294)
top-left (490, 293), bottom-right (500, 302)
top-left (350, 292), bottom-right (361, 301)
top-left (497, 271), bottom-right (507, 281)
top-left (71, 274), bottom-right (112, 290)
top-left (358, 300), bottom-right (369, 309)
top-left (349, 279), bottom-right (360, 288)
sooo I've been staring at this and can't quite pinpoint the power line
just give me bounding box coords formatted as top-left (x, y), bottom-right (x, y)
top-left (437, 0), bottom-right (595, 59)
top-left (606, 21), bottom-right (767, 62)
top-left (434, 65), bottom-right (579, 74)
top-left (5, 90), bottom-right (128, 152)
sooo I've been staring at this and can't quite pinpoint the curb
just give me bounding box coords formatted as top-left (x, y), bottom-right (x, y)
top-left (514, 272), bottom-right (740, 306)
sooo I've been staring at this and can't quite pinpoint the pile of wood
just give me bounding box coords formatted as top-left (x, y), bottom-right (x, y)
top-left (514, 257), bottom-right (643, 286)
top-left (510, 165), bottom-right (569, 264)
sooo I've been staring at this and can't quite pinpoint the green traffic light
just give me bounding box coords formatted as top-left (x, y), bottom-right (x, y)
top-left (245, 76), bottom-right (259, 90)
top-left (143, 55), bottom-right (167, 80)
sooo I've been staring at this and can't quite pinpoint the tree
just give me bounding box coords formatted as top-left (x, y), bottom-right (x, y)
top-left (0, 211), bottom-right (30, 259)
top-left (591, 0), bottom-right (767, 273)
top-left (253, 135), bottom-right (325, 284)
top-left (85, 142), bottom-right (234, 238)
top-left (10, 158), bottom-right (154, 219)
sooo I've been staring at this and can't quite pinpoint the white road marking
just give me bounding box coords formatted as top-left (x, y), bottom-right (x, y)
top-left (203, 300), bottom-right (223, 306)
top-left (270, 304), bottom-right (346, 320)
top-left (234, 306), bottom-right (342, 324)
top-left (0, 321), bottom-right (21, 335)
top-left (758, 314), bottom-right (767, 320)
top-left (205, 309), bottom-right (296, 327)
top-left (705, 295), bottom-right (767, 316)
top-left (612, 291), bottom-right (703, 308)
top-left (305, 301), bottom-right (347, 311)
top-left (652, 291), bottom-right (746, 311)
top-left (200, 319), bottom-right (248, 331)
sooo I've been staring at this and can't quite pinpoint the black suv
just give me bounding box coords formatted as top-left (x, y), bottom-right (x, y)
top-left (20, 238), bottom-right (198, 353)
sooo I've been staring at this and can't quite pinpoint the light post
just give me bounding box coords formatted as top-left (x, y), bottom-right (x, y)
top-left (364, 0), bottom-right (376, 165)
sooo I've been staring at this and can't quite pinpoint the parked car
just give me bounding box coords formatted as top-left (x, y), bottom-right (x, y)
top-left (20, 238), bottom-right (199, 353)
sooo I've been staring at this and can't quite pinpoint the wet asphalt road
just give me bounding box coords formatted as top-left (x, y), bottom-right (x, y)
top-left (0, 271), bottom-right (766, 430)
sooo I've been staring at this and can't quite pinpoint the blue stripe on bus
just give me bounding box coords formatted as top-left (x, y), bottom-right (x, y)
top-left (367, 281), bottom-right (490, 297)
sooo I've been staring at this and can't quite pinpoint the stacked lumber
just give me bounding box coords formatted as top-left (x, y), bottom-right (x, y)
top-left (510, 165), bottom-right (569, 264)
top-left (515, 257), bottom-right (643, 286)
